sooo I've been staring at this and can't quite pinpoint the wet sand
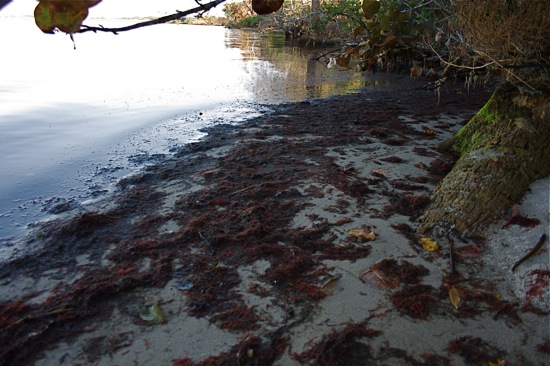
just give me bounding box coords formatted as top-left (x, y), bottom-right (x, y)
top-left (0, 78), bottom-right (548, 365)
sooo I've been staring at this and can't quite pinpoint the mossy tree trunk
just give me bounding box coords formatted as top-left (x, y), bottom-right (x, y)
top-left (419, 82), bottom-right (550, 236)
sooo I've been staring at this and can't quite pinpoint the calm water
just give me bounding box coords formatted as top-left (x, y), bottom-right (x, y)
top-left (0, 17), bottom-right (384, 248)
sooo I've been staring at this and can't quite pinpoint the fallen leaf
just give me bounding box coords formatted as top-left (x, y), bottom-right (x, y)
top-left (420, 236), bottom-right (439, 251)
top-left (360, 268), bottom-right (400, 289)
top-left (488, 359), bottom-right (507, 366)
top-left (410, 64), bottom-right (423, 78)
top-left (371, 169), bottom-right (387, 177)
top-left (347, 228), bottom-right (376, 242)
top-left (139, 303), bottom-right (165, 324)
top-left (321, 273), bottom-right (342, 289)
top-left (415, 162), bottom-right (427, 170)
top-left (424, 129), bottom-right (435, 135)
top-left (449, 286), bottom-right (461, 309)
top-left (332, 217), bottom-right (353, 226)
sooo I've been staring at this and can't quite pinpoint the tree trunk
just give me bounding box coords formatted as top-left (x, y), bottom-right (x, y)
top-left (309, 0), bottom-right (321, 30)
top-left (418, 82), bottom-right (550, 236)
top-left (311, 0), bottom-right (321, 14)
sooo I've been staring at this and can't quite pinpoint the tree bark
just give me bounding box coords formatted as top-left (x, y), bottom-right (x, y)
top-left (418, 82), bottom-right (550, 236)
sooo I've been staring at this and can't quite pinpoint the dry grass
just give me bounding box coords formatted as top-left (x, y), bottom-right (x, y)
top-left (454, 0), bottom-right (549, 62)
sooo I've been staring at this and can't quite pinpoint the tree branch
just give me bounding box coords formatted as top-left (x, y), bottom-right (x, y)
top-left (0, 0), bottom-right (12, 11)
top-left (78, 0), bottom-right (227, 34)
top-left (425, 39), bottom-right (496, 71)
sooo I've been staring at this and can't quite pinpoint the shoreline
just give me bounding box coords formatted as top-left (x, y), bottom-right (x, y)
top-left (0, 80), bottom-right (548, 365)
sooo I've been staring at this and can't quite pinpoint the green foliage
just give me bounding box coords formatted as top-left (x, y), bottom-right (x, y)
top-left (320, 0), bottom-right (365, 33)
top-left (362, 0), bottom-right (380, 19)
top-left (238, 15), bottom-right (263, 28)
top-left (323, 0), bottom-right (441, 71)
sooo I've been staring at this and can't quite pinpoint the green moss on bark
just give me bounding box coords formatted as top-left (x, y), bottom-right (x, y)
top-left (419, 83), bottom-right (550, 236)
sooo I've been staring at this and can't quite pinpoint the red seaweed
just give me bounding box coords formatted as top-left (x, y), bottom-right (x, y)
top-left (293, 320), bottom-right (381, 365)
top-left (447, 336), bottom-right (506, 365)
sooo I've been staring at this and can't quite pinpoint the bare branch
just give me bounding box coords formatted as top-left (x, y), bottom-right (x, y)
top-left (0, 0), bottom-right (12, 11)
top-left (426, 40), bottom-right (495, 70)
top-left (474, 49), bottom-right (536, 91)
top-left (78, 0), bottom-right (227, 34)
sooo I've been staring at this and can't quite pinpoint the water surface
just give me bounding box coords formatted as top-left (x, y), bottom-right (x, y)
top-left (0, 18), bottom-right (385, 247)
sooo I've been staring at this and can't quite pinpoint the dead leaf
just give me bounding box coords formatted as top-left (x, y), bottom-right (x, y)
top-left (321, 273), bottom-right (342, 289)
top-left (332, 217), bottom-right (353, 226)
top-left (449, 286), bottom-right (461, 309)
top-left (348, 228), bottom-right (376, 242)
top-left (424, 129), bottom-right (435, 135)
top-left (360, 268), bottom-right (400, 289)
top-left (410, 64), bottom-right (423, 78)
top-left (371, 169), bottom-right (387, 176)
top-left (336, 54), bottom-right (350, 68)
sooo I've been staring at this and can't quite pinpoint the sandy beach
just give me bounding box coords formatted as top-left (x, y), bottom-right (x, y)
top-left (0, 78), bottom-right (548, 365)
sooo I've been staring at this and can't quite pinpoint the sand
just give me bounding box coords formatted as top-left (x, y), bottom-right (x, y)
top-left (0, 80), bottom-right (548, 365)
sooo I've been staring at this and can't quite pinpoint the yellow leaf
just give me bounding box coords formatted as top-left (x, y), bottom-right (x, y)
top-left (139, 303), bottom-right (165, 324)
top-left (420, 237), bottom-right (439, 251)
top-left (449, 286), bottom-right (461, 309)
top-left (488, 359), bottom-right (506, 366)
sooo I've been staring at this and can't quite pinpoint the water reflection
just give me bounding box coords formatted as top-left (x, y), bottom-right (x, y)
top-left (0, 20), bottom-right (389, 249)
top-left (225, 29), bottom-right (375, 102)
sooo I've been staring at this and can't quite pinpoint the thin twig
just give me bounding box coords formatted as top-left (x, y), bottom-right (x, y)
top-left (449, 237), bottom-right (456, 274)
top-left (511, 233), bottom-right (547, 272)
top-left (475, 50), bottom-right (536, 91)
top-left (426, 40), bottom-right (496, 71)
